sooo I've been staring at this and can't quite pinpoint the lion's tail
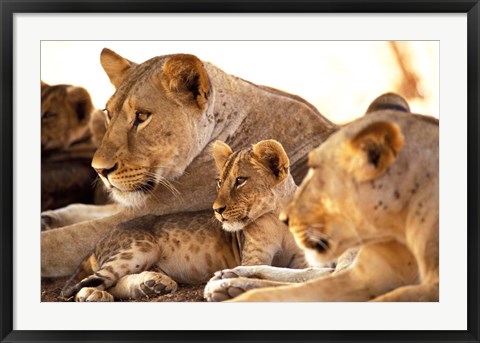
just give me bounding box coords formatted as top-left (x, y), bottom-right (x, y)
top-left (60, 253), bottom-right (99, 299)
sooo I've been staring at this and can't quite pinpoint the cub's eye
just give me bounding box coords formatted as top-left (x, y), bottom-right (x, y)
top-left (42, 112), bottom-right (57, 121)
top-left (134, 110), bottom-right (152, 125)
top-left (235, 177), bottom-right (247, 188)
top-left (216, 179), bottom-right (222, 189)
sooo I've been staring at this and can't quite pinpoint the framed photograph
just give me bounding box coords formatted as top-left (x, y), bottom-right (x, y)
top-left (1, 1), bottom-right (479, 342)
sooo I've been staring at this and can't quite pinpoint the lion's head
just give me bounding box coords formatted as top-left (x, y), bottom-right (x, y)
top-left (41, 81), bottom-right (94, 151)
top-left (211, 140), bottom-right (293, 232)
top-left (282, 93), bottom-right (438, 267)
top-left (92, 49), bottom-right (214, 206)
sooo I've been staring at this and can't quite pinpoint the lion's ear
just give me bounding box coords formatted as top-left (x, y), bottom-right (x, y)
top-left (161, 54), bottom-right (210, 109)
top-left (41, 81), bottom-right (49, 92)
top-left (365, 92), bottom-right (410, 114)
top-left (340, 121), bottom-right (404, 182)
top-left (252, 140), bottom-right (290, 184)
top-left (67, 86), bottom-right (94, 123)
top-left (100, 48), bottom-right (135, 88)
top-left (211, 140), bottom-right (233, 172)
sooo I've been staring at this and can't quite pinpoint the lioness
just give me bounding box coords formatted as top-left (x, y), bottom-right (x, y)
top-left (62, 140), bottom-right (309, 302)
top-left (41, 81), bottom-right (107, 211)
top-left (41, 49), bottom-right (337, 277)
top-left (213, 97), bottom-right (438, 302)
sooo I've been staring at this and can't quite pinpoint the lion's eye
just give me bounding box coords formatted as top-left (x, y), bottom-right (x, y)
top-left (216, 179), bottom-right (222, 189)
top-left (235, 177), bottom-right (247, 188)
top-left (135, 110), bottom-right (152, 125)
top-left (42, 112), bottom-right (57, 121)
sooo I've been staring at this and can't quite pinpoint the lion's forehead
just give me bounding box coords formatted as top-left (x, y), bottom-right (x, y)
top-left (314, 112), bottom-right (438, 168)
top-left (293, 112), bottom-right (439, 218)
top-left (107, 59), bottom-right (169, 113)
top-left (221, 153), bottom-right (262, 184)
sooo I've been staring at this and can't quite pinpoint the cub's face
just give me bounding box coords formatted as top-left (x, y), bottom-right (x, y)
top-left (92, 49), bottom-right (212, 206)
top-left (284, 118), bottom-right (405, 267)
top-left (41, 82), bottom-right (93, 152)
top-left (212, 140), bottom-right (290, 232)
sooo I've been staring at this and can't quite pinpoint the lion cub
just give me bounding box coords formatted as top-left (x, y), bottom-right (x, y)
top-left (211, 139), bottom-right (308, 268)
top-left (61, 140), bottom-right (307, 302)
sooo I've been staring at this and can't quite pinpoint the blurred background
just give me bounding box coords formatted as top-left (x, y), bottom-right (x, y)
top-left (41, 41), bottom-right (439, 124)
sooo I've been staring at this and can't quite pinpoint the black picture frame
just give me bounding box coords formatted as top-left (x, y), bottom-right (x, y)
top-left (1, 1), bottom-right (479, 342)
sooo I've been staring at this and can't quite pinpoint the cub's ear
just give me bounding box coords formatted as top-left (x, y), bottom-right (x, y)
top-left (366, 92), bottom-right (410, 114)
top-left (341, 121), bottom-right (404, 182)
top-left (161, 54), bottom-right (210, 109)
top-left (211, 140), bottom-right (233, 172)
top-left (252, 140), bottom-right (289, 184)
top-left (100, 48), bottom-right (135, 88)
top-left (67, 86), bottom-right (94, 123)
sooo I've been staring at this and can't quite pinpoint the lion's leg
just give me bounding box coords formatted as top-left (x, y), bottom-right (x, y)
top-left (334, 247), bottom-right (360, 272)
top-left (41, 203), bottom-right (123, 230)
top-left (228, 241), bottom-right (419, 302)
top-left (382, 216), bottom-right (439, 302)
top-left (41, 210), bottom-right (134, 277)
top-left (108, 271), bottom-right (178, 300)
top-left (370, 282), bottom-right (438, 302)
top-left (64, 232), bottom-right (161, 302)
top-left (204, 266), bottom-right (334, 302)
top-left (211, 265), bottom-right (334, 283)
top-left (373, 239), bottom-right (438, 302)
top-left (241, 216), bottom-right (283, 266)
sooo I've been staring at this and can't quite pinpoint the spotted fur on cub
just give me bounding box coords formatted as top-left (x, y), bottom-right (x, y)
top-left (62, 140), bottom-right (307, 302)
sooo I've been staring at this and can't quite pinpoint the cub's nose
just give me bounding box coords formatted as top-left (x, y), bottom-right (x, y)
top-left (214, 206), bottom-right (226, 215)
top-left (94, 163), bottom-right (118, 178)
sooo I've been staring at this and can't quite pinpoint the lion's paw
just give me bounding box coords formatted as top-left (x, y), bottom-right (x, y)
top-left (209, 269), bottom-right (242, 282)
top-left (41, 213), bottom-right (55, 231)
top-left (204, 278), bottom-right (249, 302)
top-left (209, 265), bottom-right (267, 283)
top-left (134, 271), bottom-right (178, 299)
top-left (41, 211), bottom-right (62, 231)
top-left (75, 287), bottom-right (114, 302)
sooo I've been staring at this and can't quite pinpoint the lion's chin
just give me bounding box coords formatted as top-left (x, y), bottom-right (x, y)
top-left (304, 248), bottom-right (336, 268)
top-left (110, 187), bottom-right (152, 208)
top-left (221, 221), bottom-right (245, 232)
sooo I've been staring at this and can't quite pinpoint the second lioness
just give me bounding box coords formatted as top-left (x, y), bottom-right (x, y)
top-left (63, 140), bottom-right (307, 301)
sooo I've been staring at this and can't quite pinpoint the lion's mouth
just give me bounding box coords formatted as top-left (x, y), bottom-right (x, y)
top-left (101, 173), bottom-right (158, 193)
top-left (133, 179), bottom-right (157, 192)
top-left (215, 214), bottom-right (250, 224)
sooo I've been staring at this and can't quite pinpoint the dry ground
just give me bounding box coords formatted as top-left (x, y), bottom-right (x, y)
top-left (41, 277), bottom-right (207, 302)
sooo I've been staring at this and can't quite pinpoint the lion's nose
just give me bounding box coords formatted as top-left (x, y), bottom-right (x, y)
top-left (94, 163), bottom-right (118, 178)
top-left (214, 206), bottom-right (226, 215)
